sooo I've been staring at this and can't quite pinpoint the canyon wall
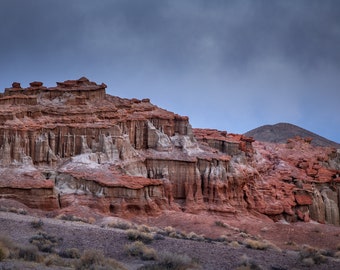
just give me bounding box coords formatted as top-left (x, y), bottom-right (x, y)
top-left (0, 77), bottom-right (339, 225)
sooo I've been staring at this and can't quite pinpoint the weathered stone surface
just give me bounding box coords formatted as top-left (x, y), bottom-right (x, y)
top-left (0, 78), bottom-right (339, 226)
top-left (30, 81), bottom-right (43, 87)
top-left (12, 82), bottom-right (21, 88)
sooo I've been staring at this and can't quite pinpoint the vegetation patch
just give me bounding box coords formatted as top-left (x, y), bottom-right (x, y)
top-left (75, 249), bottom-right (127, 270)
top-left (244, 239), bottom-right (270, 250)
top-left (236, 254), bottom-right (263, 270)
top-left (299, 245), bottom-right (328, 265)
top-left (57, 214), bottom-right (91, 223)
top-left (29, 232), bottom-right (62, 253)
top-left (125, 241), bottom-right (157, 261)
top-left (139, 251), bottom-right (201, 270)
top-left (0, 206), bottom-right (27, 215)
top-left (108, 220), bottom-right (135, 230)
top-left (59, 247), bottom-right (81, 259)
top-left (17, 244), bottom-right (43, 262)
top-left (30, 219), bottom-right (44, 229)
top-left (215, 220), bottom-right (228, 228)
top-left (186, 232), bottom-right (205, 242)
top-left (0, 245), bottom-right (9, 261)
top-left (126, 229), bottom-right (154, 244)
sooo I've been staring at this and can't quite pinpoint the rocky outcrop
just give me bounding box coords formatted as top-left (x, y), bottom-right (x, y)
top-left (0, 78), bottom-right (339, 226)
top-left (251, 137), bottom-right (340, 225)
top-left (245, 122), bottom-right (340, 148)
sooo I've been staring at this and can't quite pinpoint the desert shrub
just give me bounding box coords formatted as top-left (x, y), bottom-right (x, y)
top-left (186, 232), bottom-right (205, 242)
top-left (168, 231), bottom-right (186, 240)
top-left (17, 244), bottom-right (42, 262)
top-left (301, 257), bottom-right (315, 266)
top-left (299, 245), bottom-right (328, 265)
top-left (17, 208), bottom-right (28, 215)
top-left (284, 240), bottom-right (297, 247)
top-left (216, 234), bottom-right (229, 243)
top-left (75, 249), bottom-right (127, 270)
top-left (0, 235), bottom-right (16, 261)
top-left (108, 220), bottom-right (133, 230)
top-left (140, 251), bottom-right (200, 270)
top-left (244, 239), bottom-right (270, 250)
top-left (239, 232), bottom-right (250, 238)
top-left (164, 226), bottom-right (176, 235)
top-left (137, 224), bottom-right (153, 233)
top-left (75, 249), bottom-right (105, 269)
top-left (31, 219), bottom-right (44, 229)
top-left (0, 245), bottom-right (9, 261)
top-left (336, 243), bottom-right (340, 251)
top-left (229, 241), bottom-right (241, 248)
top-left (126, 229), bottom-right (154, 244)
top-left (29, 232), bottom-right (62, 253)
top-left (44, 253), bottom-right (70, 267)
top-left (215, 220), bottom-right (228, 228)
top-left (236, 254), bottom-right (263, 270)
top-left (0, 235), bottom-right (14, 250)
top-left (59, 247), bottom-right (81, 259)
top-left (319, 249), bottom-right (334, 257)
top-left (58, 214), bottom-right (89, 223)
top-left (5, 207), bottom-right (27, 215)
top-left (125, 241), bottom-right (157, 261)
top-left (9, 207), bottom-right (19, 213)
top-left (334, 251), bottom-right (340, 258)
top-left (153, 233), bottom-right (165, 240)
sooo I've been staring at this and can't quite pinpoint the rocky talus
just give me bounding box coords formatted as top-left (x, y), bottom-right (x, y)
top-left (0, 78), bottom-right (339, 225)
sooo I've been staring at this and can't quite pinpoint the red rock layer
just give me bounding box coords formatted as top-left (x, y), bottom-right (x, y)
top-left (0, 78), bottom-right (339, 226)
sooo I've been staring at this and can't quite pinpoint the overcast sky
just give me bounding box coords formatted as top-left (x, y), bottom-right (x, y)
top-left (1, 0), bottom-right (339, 142)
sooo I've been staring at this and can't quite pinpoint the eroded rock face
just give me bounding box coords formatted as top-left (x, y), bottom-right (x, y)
top-left (0, 78), bottom-right (339, 225)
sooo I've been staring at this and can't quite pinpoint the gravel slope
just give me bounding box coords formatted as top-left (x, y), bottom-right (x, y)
top-left (1, 211), bottom-right (340, 270)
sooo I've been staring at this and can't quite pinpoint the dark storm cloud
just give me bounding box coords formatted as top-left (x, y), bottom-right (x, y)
top-left (0, 0), bottom-right (339, 142)
top-left (1, 0), bottom-right (339, 70)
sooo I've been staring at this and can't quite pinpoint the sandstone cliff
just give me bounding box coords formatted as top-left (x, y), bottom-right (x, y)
top-left (0, 78), bottom-right (339, 226)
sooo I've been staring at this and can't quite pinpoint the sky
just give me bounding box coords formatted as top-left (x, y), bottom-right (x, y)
top-left (1, 0), bottom-right (339, 143)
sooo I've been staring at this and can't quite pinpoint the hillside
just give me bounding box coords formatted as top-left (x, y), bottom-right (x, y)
top-left (1, 78), bottom-right (340, 268)
top-left (0, 78), bottom-right (339, 225)
top-left (244, 122), bottom-right (340, 148)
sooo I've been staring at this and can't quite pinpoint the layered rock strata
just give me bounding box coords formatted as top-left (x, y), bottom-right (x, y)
top-left (0, 77), bottom-right (339, 225)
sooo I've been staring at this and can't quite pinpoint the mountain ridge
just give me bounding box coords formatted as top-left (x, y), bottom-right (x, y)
top-left (244, 122), bottom-right (340, 148)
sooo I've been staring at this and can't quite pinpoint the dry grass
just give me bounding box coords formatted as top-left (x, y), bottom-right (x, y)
top-left (0, 206), bottom-right (27, 215)
top-left (215, 220), bottom-right (228, 228)
top-left (186, 232), bottom-right (205, 242)
top-left (17, 244), bottom-right (43, 262)
top-left (29, 231), bottom-right (62, 253)
top-left (124, 241), bottom-right (157, 260)
top-left (75, 249), bottom-right (127, 270)
top-left (126, 229), bottom-right (154, 244)
top-left (57, 214), bottom-right (91, 224)
top-left (244, 239), bottom-right (270, 250)
top-left (44, 253), bottom-right (71, 267)
top-left (299, 245), bottom-right (328, 265)
top-left (139, 251), bottom-right (201, 270)
top-left (0, 231), bottom-right (127, 269)
top-left (236, 254), bottom-right (263, 270)
top-left (59, 247), bottom-right (81, 259)
top-left (0, 244), bottom-right (9, 261)
top-left (108, 220), bottom-right (135, 230)
top-left (0, 234), bottom-right (43, 263)
top-left (336, 243), bottom-right (340, 251)
top-left (30, 219), bottom-right (44, 229)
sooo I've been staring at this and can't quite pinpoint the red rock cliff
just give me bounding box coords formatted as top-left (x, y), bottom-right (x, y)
top-left (0, 78), bottom-right (339, 225)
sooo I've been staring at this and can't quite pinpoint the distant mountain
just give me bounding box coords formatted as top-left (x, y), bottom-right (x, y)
top-left (244, 122), bottom-right (340, 148)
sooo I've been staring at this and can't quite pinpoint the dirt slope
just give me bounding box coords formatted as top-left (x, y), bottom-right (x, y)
top-left (244, 122), bottom-right (340, 148)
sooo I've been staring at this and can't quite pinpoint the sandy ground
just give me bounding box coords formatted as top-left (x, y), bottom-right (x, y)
top-left (1, 211), bottom-right (340, 269)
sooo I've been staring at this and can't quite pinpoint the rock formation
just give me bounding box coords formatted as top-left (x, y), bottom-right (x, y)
top-left (0, 77), bottom-right (339, 226)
